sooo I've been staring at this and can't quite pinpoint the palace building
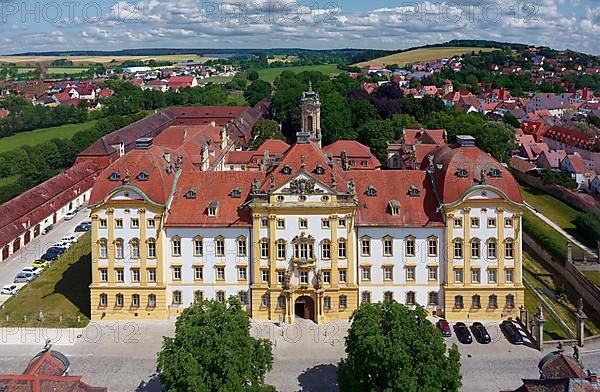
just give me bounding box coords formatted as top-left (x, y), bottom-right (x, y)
top-left (89, 87), bottom-right (525, 323)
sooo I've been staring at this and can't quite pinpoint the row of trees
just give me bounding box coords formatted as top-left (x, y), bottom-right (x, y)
top-left (0, 112), bottom-right (145, 204)
top-left (157, 298), bottom-right (461, 392)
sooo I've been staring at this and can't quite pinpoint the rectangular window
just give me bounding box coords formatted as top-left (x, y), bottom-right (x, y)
top-left (215, 238), bottom-right (225, 256)
top-left (339, 269), bottom-right (346, 283)
top-left (276, 219), bottom-right (285, 229)
top-left (471, 217), bottom-right (480, 228)
top-left (147, 218), bottom-right (155, 228)
top-left (173, 266), bottom-right (181, 280)
top-left (260, 241), bottom-right (269, 258)
top-left (99, 269), bottom-right (108, 282)
top-left (238, 267), bottom-right (247, 280)
top-left (455, 296), bottom-right (464, 309)
top-left (115, 269), bottom-right (124, 282)
top-left (383, 238), bottom-right (393, 256)
top-left (428, 267), bottom-right (438, 280)
top-left (261, 270), bottom-right (269, 283)
top-left (428, 238), bottom-right (438, 256)
top-left (453, 218), bottom-right (462, 228)
top-left (260, 218), bottom-right (268, 228)
top-left (173, 291), bottom-right (182, 305)
top-left (132, 294), bottom-right (140, 307)
top-left (194, 239), bottom-right (204, 256)
top-left (299, 218), bottom-right (308, 229)
top-left (321, 218), bottom-right (330, 229)
top-left (487, 218), bottom-right (496, 228)
top-left (148, 269), bottom-right (156, 283)
top-left (131, 269), bottom-right (140, 283)
top-left (277, 271), bottom-right (285, 284)
top-left (405, 238), bottom-right (416, 256)
top-left (277, 242), bottom-right (286, 259)
top-left (148, 242), bottom-right (156, 258)
top-left (322, 242), bottom-right (331, 259)
top-left (454, 241), bottom-right (463, 258)
top-left (488, 241), bottom-right (497, 258)
top-left (362, 291), bottom-right (371, 304)
top-left (455, 268), bottom-right (464, 283)
top-left (361, 238), bottom-right (371, 256)
top-left (406, 266), bottom-right (415, 281)
top-left (217, 267), bottom-right (225, 280)
top-left (99, 219), bottom-right (107, 228)
top-left (131, 218), bottom-right (139, 228)
top-left (384, 267), bottom-right (393, 281)
top-left (115, 219), bottom-right (123, 229)
top-left (338, 218), bottom-right (346, 228)
top-left (237, 238), bottom-right (247, 256)
top-left (505, 217), bottom-right (513, 227)
top-left (194, 266), bottom-right (203, 280)
top-left (488, 268), bottom-right (497, 283)
top-left (471, 269), bottom-right (480, 283)
top-left (362, 267), bottom-right (371, 281)
top-left (217, 292), bottom-right (226, 303)
top-left (324, 297), bottom-right (331, 310)
top-left (339, 296), bottom-right (347, 309)
top-left (99, 242), bottom-right (108, 258)
top-left (131, 242), bottom-right (139, 259)
top-left (505, 269), bottom-right (514, 283)
top-left (115, 242), bottom-right (124, 259)
top-left (172, 239), bottom-right (181, 256)
top-left (338, 241), bottom-right (347, 258)
top-left (300, 271), bottom-right (308, 284)
top-left (278, 296), bottom-right (286, 309)
top-left (471, 241), bottom-right (480, 258)
top-left (505, 242), bottom-right (514, 258)
top-left (323, 271), bottom-right (331, 284)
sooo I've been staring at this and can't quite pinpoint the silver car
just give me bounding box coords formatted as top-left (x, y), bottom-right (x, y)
top-left (14, 272), bottom-right (35, 283)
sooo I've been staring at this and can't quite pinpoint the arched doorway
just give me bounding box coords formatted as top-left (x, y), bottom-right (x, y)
top-left (295, 295), bottom-right (315, 321)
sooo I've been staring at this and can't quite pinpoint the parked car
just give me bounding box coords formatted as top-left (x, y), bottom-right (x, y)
top-left (61, 236), bottom-right (78, 243)
top-left (454, 322), bottom-right (473, 344)
top-left (21, 266), bottom-right (42, 276)
top-left (40, 252), bottom-right (59, 261)
top-left (64, 210), bottom-right (78, 220)
top-left (14, 272), bottom-right (35, 283)
top-left (32, 259), bottom-right (50, 268)
top-left (471, 322), bottom-right (491, 344)
top-left (1, 284), bottom-right (19, 295)
top-left (436, 319), bottom-right (452, 337)
top-left (46, 246), bottom-right (66, 254)
top-left (53, 242), bottom-right (71, 249)
top-left (501, 321), bottom-right (524, 345)
top-left (75, 223), bottom-right (90, 232)
top-left (42, 225), bottom-right (53, 235)
top-left (82, 220), bottom-right (91, 226)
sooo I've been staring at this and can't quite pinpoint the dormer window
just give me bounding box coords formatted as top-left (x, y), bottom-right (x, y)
top-left (109, 171), bottom-right (121, 181)
top-left (230, 187), bottom-right (241, 198)
top-left (281, 164), bottom-right (292, 175)
top-left (185, 188), bottom-right (197, 199)
top-left (366, 185), bottom-right (377, 197)
top-left (489, 167), bottom-right (501, 178)
top-left (408, 185), bottom-right (420, 197)
top-left (456, 168), bottom-right (468, 178)
top-left (314, 165), bottom-right (325, 175)
top-left (389, 200), bottom-right (400, 216)
top-left (207, 201), bottom-right (219, 216)
top-left (137, 171), bottom-right (149, 181)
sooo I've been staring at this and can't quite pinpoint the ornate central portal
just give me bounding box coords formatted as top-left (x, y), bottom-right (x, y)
top-left (294, 295), bottom-right (315, 321)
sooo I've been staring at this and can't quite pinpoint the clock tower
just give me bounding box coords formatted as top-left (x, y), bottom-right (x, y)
top-left (300, 81), bottom-right (322, 147)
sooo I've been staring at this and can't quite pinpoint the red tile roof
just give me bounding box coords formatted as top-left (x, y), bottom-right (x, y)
top-left (322, 140), bottom-right (381, 170)
top-left (430, 145), bottom-right (523, 205)
top-left (563, 153), bottom-right (587, 173)
top-left (403, 129), bottom-right (446, 145)
top-left (544, 125), bottom-right (595, 150)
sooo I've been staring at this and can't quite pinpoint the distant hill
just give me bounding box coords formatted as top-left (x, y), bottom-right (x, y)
top-left (354, 46), bottom-right (499, 68)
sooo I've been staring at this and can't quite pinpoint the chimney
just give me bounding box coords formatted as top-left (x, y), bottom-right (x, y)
top-left (211, 121), bottom-right (216, 127)
top-left (221, 126), bottom-right (228, 150)
top-left (183, 128), bottom-right (188, 142)
top-left (164, 152), bottom-right (171, 163)
top-left (135, 137), bottom-right (153, 150)
top-left (201, 143), bottom-right (210, 171)
top-left (456, 135), bottom-right (476, 148)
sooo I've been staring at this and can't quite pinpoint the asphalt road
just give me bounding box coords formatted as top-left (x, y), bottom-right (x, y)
top-left (0, 211), bottom-right (89, 305)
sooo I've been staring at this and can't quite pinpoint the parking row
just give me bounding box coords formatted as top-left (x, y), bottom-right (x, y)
top-left (436, 319), bottom-right (533, 346)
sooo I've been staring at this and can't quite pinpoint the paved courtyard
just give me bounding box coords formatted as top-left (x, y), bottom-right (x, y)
top-left (0, 319), bottom-right (598, 391)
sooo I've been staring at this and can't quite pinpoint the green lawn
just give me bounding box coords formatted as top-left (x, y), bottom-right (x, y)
top-left (16, 67), bottom-right (36, 74)
top-left (0, 232), bottom-right (91, 327)
top-left (0, 120), bottom-right (97, 153)
top-left (524, 286), bottom-right (569, 341)
top-left (258, 64), bottom-right (341, 83)
top-left (520, 185), bottom-right (593, 248)
top-left (201, 76), bottom-right (234, 84)
top-left (0, 174), bottom-right (19, 187)
top-left (47, 67), bottom-right (91, 74)
top-left (582, 271), bottom-right (600, 287)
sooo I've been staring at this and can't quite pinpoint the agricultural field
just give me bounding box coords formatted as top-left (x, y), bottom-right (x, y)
top-left (0, 54), bottom-right (212, 67)
top-left (355, 46), bottom-right (498, 67)
top-left (258, 64), bottom-right (340, 83)
top-left (47, 67), bottom-right (91, 75)
top-left (0, 120), bottom-right (97, 153)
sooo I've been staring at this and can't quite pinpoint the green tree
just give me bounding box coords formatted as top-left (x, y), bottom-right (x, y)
top-left (502, 113), bottom-right (521, 128)
top-left (338, 301), bottom-right (461, 392)
top-left (357, 119), bottom-right (397, 163)
top-left (350, 99), bottom-right (379, 130)
top-left (244, 80), bottom-right (272, 106)
top-left (476, 122), bottom-right (517, 163)
top-left (250, 119), bottom-right (286, 149)
top-left (157, 297), bottom-right (275, 392)
top-left (248, 69), bottom-right (259, 81)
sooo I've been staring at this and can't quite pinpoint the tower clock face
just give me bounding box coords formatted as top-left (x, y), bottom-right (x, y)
top-left (303, 103), bottom-right (319, 111)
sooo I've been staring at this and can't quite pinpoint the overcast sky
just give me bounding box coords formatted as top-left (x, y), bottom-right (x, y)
top-left (0, 0), bottom-right (598, 54)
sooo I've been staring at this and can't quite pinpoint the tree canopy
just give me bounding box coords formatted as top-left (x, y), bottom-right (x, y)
top-left (338, 301), bottom-right (461, 392)
top-left (157, 297), bottom-right (275, 392)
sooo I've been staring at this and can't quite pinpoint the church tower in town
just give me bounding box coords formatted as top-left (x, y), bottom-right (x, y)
top-left (300, 81), bottom-right (322, 147)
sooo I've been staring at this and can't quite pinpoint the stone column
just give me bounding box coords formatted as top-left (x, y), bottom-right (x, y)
top-left (575, 297), bottom-right (587, 347)
top-left (534, 305), bottom-right (545, 351)
top-left (567, 242), bottom-right (573, 263)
